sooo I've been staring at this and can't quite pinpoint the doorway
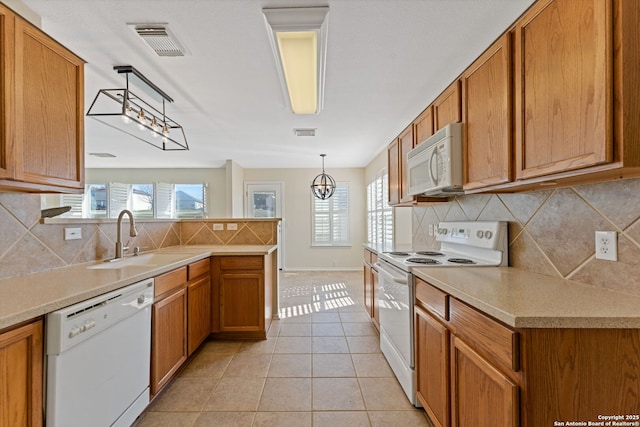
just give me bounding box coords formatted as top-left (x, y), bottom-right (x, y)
top-left (245, 182), bottom-right (284, 269)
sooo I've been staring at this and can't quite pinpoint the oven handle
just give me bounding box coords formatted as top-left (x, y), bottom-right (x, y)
top-left (375, 262), bottom-right (409, 285)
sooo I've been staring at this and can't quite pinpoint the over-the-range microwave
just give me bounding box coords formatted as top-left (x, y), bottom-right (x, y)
top-left (406, 122), bottom-right (463, 197)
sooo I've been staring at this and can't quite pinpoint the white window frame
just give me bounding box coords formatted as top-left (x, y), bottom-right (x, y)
top-left (367, 169), bottom-right (393, 248)
top-left (311, 182), bottom-right (351, 247)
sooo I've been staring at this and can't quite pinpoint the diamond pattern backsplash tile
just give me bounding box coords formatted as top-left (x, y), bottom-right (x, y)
top-left (412, 177), bottom-right (640, 297)
top-left (0, 194), bottom-right (279, 281)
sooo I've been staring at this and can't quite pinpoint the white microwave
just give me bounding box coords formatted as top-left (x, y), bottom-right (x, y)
top-left (406, 122), bottom-right (463, 197)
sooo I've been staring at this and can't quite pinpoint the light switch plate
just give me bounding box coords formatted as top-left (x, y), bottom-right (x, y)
top-left (64, 227), bottom-right (82, 240)
top-left (212, 224), bottom-right (224, 231)
top-left (227, 223), bottom-right (238, 231)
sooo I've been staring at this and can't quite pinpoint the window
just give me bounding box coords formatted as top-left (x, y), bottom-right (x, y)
top-left (55, 183), bottom-right (207, 219)
top-left (367, 170), bottom-right (393, 247)
top-left (312, 183), bottom-right (350, 246)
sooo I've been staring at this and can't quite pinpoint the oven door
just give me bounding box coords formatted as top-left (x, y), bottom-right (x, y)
top-left (376, 259), bottom-right (414, 369)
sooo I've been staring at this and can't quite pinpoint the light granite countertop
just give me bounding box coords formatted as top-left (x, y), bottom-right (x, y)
top-left (413, 266), bottom-right (640, 329)
top-left (0, 245), bottom-right (277, 330)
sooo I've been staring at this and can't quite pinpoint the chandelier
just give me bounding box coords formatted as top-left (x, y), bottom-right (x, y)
top-left (86, 65), bottom-right (188, 151)
top-left (311, 154), bottom-right (336, 200)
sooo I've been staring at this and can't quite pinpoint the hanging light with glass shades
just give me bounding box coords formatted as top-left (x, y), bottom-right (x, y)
top-left (311, 154), bottom-right (336, 200)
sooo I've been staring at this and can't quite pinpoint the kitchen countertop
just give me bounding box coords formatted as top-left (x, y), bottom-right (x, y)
top-left (0, 245), bottom-right (277, 330)
top-left (413, 266), bottom-right (640, 329)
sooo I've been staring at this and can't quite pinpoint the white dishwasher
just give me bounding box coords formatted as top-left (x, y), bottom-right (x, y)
top-left (46, 278), bottom-right (154, 427)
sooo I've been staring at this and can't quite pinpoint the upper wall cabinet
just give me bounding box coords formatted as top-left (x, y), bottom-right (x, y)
top-left (0, 4), bottom-right (84, 193)
top-left (433, 80), bottom-right (461, 132)
top-left (398, 124), bottom-right (415, 204)
top-left (462, 33), bottom-right (513, 191)
top-left (414, 106), bottom-right (434, 146)
top-left (514, 0), bottom-right (612, 181)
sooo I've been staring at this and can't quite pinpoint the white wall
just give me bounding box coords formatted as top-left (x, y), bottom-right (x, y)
top-left (243, 167), bottom-right (366, 270)
top-left (85, 168), bottom-right (227, 218)
top-left (225, 160), bottom-right (245, 218)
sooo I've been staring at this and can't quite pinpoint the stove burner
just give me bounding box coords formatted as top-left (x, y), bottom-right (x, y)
top-left (415, 251), bottom-right (444, 256)
top-left (406, 258), bottom-right (441, 265)
top-left (387, 252), bottom-right (410, 256)
top-left (447, 258), bottom-right (476, 264)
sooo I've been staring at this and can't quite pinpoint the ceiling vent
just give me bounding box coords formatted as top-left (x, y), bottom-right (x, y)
top-left (294, 128), bottom-right (316, 137)
top-left (133, 24), bottom-right (186, 57)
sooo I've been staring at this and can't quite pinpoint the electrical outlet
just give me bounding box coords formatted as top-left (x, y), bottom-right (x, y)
top-left (212, 224), bottom-right (224, 231)
top-left (64, 228), bottom-right (82, 240)
top-left (595, 231), bottom-right (617, 261)
top-left (227, 223), bottom-right (238, 231)
top-left (428, 224), bottom-right (434, 237)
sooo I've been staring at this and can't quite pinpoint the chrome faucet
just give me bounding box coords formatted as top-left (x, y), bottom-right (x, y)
top-left (115, 209), bottom-right (137, 259)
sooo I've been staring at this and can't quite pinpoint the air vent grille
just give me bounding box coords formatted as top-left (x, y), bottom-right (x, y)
top-left (135, 25), bottom-right (185, 57)
top-left (294, 128), bottom-right (316, 137)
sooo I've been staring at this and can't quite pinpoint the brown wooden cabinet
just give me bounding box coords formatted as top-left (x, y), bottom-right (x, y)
top-left (462, 33), bottom-right (512, 191)
top-left (0, 319), bottom-right (43, 427)
top-left (398, 125), bottom-right (415, 204)
top-left (151, 267), bottom-right (188, 395)
top-left (0, 3), bottom-right (84, 193)
top-left (363, 248), bottom-right (379, 330)
top-left (415, 276), bottom-right (518, 427)
top-left (387, 138), bottom-right (401, 205)
top-left (433, 80), bottom-right (461, 132)
top-left (514, 0), bottom-right (612, 181)
top-left (414, 107), bottom-right (434, 146)
top-left (187, 259), bottom-right (211, 356)
top-left (451, 337), bottom-right (518, 427)
top-left (211, 254), bottom-right (273, 340)
top-left (415, 305), bottom-right (449, 427)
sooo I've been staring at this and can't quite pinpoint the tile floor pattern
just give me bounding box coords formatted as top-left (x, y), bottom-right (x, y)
top-left (136, 271), bottom-right (434, 427)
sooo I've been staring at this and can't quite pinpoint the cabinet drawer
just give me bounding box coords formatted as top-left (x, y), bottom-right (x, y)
top-left (449, 298), bottom-right (518, 373)
top-left (415, 277), bottom-right (448, 320)
top-left (363, 249), bottom-right (372, 264)
top-left (188, 258), bottom-right (210, 280)
top-left (219, 256), bottom-right (263, 270)
top-left (155, 267), bottom-right (187, 297)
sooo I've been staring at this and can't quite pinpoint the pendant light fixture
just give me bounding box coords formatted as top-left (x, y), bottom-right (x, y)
top-left (311, 154), bottom-right (336, 200)
top-left (86, 65), bottom-right (188, 151)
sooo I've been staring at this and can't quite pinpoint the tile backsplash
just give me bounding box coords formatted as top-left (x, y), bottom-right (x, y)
top-left (0, 192), bottom-right (278, 280)
top-left (412, 177), bottom-right (640, 297)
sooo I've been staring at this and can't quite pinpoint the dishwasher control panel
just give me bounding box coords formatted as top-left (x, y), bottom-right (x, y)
top-left (46, 278), bottom-right (154, 355)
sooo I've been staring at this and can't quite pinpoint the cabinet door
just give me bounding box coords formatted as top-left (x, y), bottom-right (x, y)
top-left (451, 336), bottom-right (518, 427)
top-left (514, 0), bottom-right (612, 180)
top-left (363, 262), bottom-right (373, 317)
top-left (151, 288), bottom-right (187, 395)
top-left (433, 80), bottom-right (461, 131)
top-left (462, 33), bottom-right (512, 190)
top-left (0, 320), bottom-right (43, 427)
top-left (187, 275), bottom-right (211, 356)
top-left (415, 306), bottom-right (449, 427)
top-left (219, 272), bottom-right (264, 332)
top-left (13, 17), bottom-right (84, 189)
top-left (399, 124), bottom-right (414, 204)
top-left (414, 107), bottom-right (434, 146)
top-left (371, 267), bottom-right (379, 329)
top-left (0, 5), bottom-right (13, 180)
top-left (387, 138), bottom-right (401, 205)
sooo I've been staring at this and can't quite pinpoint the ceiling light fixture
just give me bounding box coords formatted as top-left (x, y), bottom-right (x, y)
top-left (263, 6), bottom-right (329, 115)
top-left (311, 154), bottom-right (336, 200)
top-left (86, 65), bottom-right (188, 151)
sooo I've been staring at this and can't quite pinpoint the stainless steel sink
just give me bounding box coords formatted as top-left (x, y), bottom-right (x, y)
top-left (87, 253), bottom-right (189, 270)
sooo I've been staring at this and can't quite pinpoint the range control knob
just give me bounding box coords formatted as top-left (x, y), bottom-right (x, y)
top-left (485, 230), bottom-right (493, 239)
top-left (476, 230), bottom-right (484, 238)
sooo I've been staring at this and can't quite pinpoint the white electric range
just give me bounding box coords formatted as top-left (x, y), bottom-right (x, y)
top-left (375, 221), bottom-right (508, 406)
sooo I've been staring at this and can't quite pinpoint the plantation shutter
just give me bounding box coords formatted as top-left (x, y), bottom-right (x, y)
top-left (109, 182), bottom-right (130, 217)
top-left (311, 182), bottom-right (350, 246)
top-left (155, 183), bottom-right (175, 219)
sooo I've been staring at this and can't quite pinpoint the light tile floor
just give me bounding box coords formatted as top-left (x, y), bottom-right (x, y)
top-left (136, 271), bottom-right (434, 427)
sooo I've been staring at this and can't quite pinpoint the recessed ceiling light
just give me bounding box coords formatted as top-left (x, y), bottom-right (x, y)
top-left (88, 152), bottom-right (116, 158)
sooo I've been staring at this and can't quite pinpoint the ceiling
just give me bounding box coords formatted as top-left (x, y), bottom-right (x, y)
top-left (19, 0), bottom-right (535, 169)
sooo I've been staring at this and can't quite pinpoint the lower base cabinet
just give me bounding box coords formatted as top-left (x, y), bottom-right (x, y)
top-left (187, 259), bottom-right (211, 356)
top-left (414, 276), bottom-right (640, 427)
top-left (151, 267), bottom-right (188, 396)
top-left (211, 254), bottom-right (273, 340)
top-left (363, 248), bottom-right (379, 329)
top-left (0, 320), bottom-right (43, 427)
